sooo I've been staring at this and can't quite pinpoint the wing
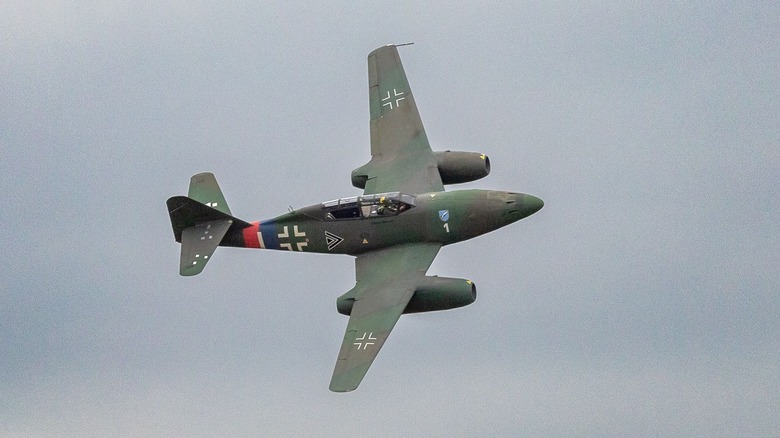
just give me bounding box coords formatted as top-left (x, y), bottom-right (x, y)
top-left (362, 45), bottom-right (444, 195)
top-left (329, 242), bottom-right (441, 392)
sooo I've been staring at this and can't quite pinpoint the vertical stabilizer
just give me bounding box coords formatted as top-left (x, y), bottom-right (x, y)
top-left (188, 172), bottom-right (232, 215)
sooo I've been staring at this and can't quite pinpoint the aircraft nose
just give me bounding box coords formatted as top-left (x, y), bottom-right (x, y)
top-left (522, 194), bottom-right (544, 216)
top-left (499, 192), bottom-right (544, 221)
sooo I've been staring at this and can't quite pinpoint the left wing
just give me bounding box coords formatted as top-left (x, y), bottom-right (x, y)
top-left (358, 45), bottom-right (444, 195)
top-left (330, 243), bottom-right (441, 392)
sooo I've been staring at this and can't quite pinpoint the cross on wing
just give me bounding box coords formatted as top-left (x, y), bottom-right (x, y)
top-left (381, 88), bottom-right (405, 109)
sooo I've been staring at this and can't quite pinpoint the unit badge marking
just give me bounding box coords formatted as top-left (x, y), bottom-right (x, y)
top-left (325, 231), bottom-right (344, 251)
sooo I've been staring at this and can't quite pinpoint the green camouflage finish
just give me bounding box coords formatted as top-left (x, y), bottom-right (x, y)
top-left (166, 45), bottom-right (543, 392)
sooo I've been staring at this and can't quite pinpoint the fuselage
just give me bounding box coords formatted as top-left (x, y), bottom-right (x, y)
top-left (221, 189), bottom-right (543, 255)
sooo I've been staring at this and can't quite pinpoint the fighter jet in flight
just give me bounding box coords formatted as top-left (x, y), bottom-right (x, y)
top-left (166, 44), bottom-right (543, 392)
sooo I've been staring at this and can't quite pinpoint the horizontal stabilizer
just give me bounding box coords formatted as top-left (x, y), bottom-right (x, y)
top-left (179, 220), bottom-right (232, 276)
top-left (167, 196), bottom-right (251, 242)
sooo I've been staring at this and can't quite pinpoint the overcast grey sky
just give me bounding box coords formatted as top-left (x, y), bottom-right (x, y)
top-left (2, 2), bottom-right (778, 436)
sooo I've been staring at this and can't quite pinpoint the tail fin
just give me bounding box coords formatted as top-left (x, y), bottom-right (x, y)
top-left (166, 173), bottom-right (251, 276)
top-left (187, 172), bottom-right (233, 215)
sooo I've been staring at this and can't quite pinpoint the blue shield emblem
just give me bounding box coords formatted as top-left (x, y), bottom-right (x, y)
top-left (438, 210), bottom-right (449, 222)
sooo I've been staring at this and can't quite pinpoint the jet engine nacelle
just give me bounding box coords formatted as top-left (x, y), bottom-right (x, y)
top-left (434, 151), bottom-right (490, 185)
top-left (404, 276), bottom-right (477, 314)
top-left (350, 151), bottom-right (490, 189)
top-left (336, 276), bottom-right (477, 316)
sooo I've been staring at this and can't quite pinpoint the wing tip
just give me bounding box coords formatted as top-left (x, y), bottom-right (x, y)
top-left (329, 384), bottom-right (357, 393)
top-left (329, 372), bottom-right (359, 392)
top-left (369, 42), bottom-right (414, 59)
top-left (329, 361), bottom-right (372, 393)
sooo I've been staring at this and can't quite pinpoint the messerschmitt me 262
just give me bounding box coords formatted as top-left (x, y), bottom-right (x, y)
top-left (167, 44), bottom-right (543, 392)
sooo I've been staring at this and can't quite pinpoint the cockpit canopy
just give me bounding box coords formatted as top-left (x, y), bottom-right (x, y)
top-left (322, 192), bottom-right (416, 220)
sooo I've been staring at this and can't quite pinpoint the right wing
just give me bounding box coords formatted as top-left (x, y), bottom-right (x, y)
top-left (360, 45), bottom-right (444, 195)
top-left (329, 243), bottom-right (441, 392)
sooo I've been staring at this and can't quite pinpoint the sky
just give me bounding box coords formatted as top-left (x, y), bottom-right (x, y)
top-left (1, 2), bottom-right (778, 436)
